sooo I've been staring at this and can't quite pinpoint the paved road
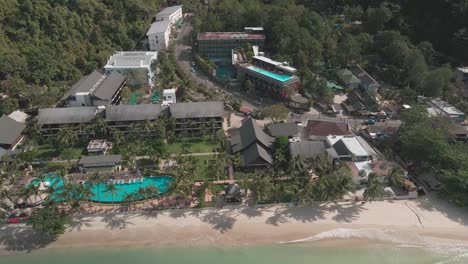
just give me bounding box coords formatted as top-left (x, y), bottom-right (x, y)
top-left (174, 16), bottom-right (259, 110)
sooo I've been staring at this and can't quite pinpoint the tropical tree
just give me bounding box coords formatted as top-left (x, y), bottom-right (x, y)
top-left (363, 173), bottom-right (385, 202)
top-left (56, 127), bottom-right (78, 148)
top-left (28, 205), bottom-right (70, 237)
top-left (90, 172), bottom-right (104, 203)
top-left (123, 193), bottom-right (138, 209)
top-left (250, 172), bottom-right (274, 204)
top-left (387, 168), bottom-right (406, 188)
top-left (262, 104), bottom-right (289, 123)
top-left (77, 183), bottom-right (94, 208)
top-left (105, 183), bottom-right (121, 208)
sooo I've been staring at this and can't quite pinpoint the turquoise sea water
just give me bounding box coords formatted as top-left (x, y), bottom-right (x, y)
top-left (30, 175), bottom-right (174, 203)
top-left (2, 243), bottom-right (467, 264)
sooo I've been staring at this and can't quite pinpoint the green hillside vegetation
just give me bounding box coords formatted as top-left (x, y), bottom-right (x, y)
top-left (0, 0), bottom-right (159, 115)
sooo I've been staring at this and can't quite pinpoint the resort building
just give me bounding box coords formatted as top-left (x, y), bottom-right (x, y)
top-left (243, 27), bottom-right (264, 34)
top-left (60, 70), bottom-right (126, 107)
top-left (426, 98), bottom-right (465, 123)
top-left (155, 5), bottom-right (183, 24)
top-left (36, 102), bottom-right (225, 138)
top-left (326, 135), bottom-right (378, 162)
top-left (104, 51), bottom-right (158, 86)
top-left (105, 104), bottom-right (165, 135)
top-left (87, 140), bottom-right (110, 155)
top-left (147, 20), bottom-right (171, 51)
top-left (230, 118), bottom-right (274, 168)
top-left (77, 155), bottom-right (122, 173)
top-left (0, 115), bottom-right (26, 158)
top-left (236, 56), bottom-right (300, 99)
top-left (169, 102), bottom-right (224, 135)
top-left (197, 32), bottom-right (265, 58)
top-left (37, 107), bottom-right (99, 137)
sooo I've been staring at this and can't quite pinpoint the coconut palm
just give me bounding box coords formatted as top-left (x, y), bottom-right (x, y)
top-left (250, 172), bottom-right (274, 204)
top-left (90, 172), bottom-right (104, 203)
top-left (56, 127), bottom-right (78, 148)
top-left (123, 193), bottom-right (138, 209)
top-left (77, 183), bottom-right (94, 208)
top-left (93, 116), bottom-right (109, 137)
top-left (145, 185), bottom-right (160, 204)
top-left (104, 183), bottom-right (121, 208)
top-left (363, 173), bottom-right (385, 202)
top-left (387, 168), bottom-right (406, 188)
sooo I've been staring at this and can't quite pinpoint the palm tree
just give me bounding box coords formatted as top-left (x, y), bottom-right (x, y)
top-left (93, 116), bottom-right (109, 138)
top-left (288, 155), bottom-right (305, 175)
top-left (57, 127), bottom-right (78, 148)
top-left (250, 172), bottom-right (274, 204)
top-left (111, 128), bottom-right (125, 146)
top-left (123, 193), bottom-right (138, 209)
top-left (145, 185), bottom-right (160, 204)
top-left (363, 173), bottom-right (385, 202)
top-left (77, 183), bottom-right (94, 208)
top-left (137, 187), bottom-right (147, 201)
top-left (105, 183), bottom-right (121, 209)
top-left (90, 172), bottom-right (104, 203)
top-left (387, 168), bottom-right (406, 188)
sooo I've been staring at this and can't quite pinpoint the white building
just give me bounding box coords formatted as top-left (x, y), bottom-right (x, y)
top-left (156, 5), bottom-right (183, 24)
top-left (104, 51), bottom-right (158, 86)
top-left (163, 89), bottom-right (176, 104)
top-left (326, 135), bottom-right (378, 161)
top-left (147, 20), bottom-right (171, 51)
top-left (426, 98), bottom-right (465, 123)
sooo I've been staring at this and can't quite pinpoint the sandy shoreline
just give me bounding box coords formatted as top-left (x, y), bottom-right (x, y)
top-left (1, 195), bottom-right (468, 255)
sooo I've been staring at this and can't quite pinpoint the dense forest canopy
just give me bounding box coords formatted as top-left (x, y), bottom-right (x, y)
top-left (0, 0), bottom-right (160, 114)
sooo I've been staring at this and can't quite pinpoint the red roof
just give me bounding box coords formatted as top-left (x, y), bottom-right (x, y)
top-left (306, 120), bottom-right (349, 137)
top-left (198, 32), bottom-right (265, 40)
top-left (239, 105), bottom-right (253, 114)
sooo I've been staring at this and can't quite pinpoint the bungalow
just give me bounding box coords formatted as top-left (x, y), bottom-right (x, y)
top-left (230, 118), bottom-right (274, 167)
top-left (60, 70), bottom-right (126, 107)
top-left (0, 115), bottom-right (26, 158)
top-left (326, 135), bottom-right (378, 162)
top-left (336, 69), bottom-right (360, 90)
top-left (304, 120), bottom-right (349, 140)
top-left (267, 123), bottom-right (301, 138)
top-left (87, 140), bottom-right (110, 155)
top-left (349, 65), bottom-right (381, 93)
top-left (426, 98), bottom-right (465, 123)
top-left (77, 155), bottom-right (122, 173)
top-left (289, 141), bottom-right (327, 161)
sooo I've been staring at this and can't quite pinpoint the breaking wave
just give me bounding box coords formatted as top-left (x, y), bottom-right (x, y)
top-left (279, 228), bottom-right (468, 262)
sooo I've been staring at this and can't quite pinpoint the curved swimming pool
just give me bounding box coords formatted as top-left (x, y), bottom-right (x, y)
top-left (30, 174), bottom-right (175, 203)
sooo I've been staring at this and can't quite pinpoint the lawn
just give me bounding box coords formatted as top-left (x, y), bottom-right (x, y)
top-left (160, 154), bottom-right (227, 181)
top-left (35, 145), bottom-right (83, 161)
top-left (166, 140), bottom-right (220, 154)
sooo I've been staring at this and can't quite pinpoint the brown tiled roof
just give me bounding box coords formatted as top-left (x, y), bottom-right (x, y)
top-left (305, 120), bottom-right (349, 137)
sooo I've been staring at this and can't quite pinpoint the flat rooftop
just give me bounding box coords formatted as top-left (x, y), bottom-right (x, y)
top-left (430, 99), bottom-right (465, 116)
top-left (105, 51), bottom-right (158, 68)
top-left (156, 5), bottom-right (182, 16)
top-left (146, 20), bottom-right (171, 35)
top-left (198, 32), bottom-right (265, 40)
top-left (245, 65), bottom-right (295, 83)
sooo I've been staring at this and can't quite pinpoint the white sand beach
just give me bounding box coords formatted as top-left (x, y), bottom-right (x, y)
top-left (1, 194), bottom-right (468, 254)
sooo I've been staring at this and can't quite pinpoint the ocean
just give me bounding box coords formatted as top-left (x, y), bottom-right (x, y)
top-left (2, 242), bottom-right (468, 264)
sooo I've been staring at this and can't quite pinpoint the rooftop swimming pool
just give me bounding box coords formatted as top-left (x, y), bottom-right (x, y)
top-left (30, 174), bottom-right (174, 203)
top-left (246, 65), bottom-right (294, 82)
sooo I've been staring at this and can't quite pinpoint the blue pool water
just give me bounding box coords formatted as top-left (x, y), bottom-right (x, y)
top-left (247, 65), bottom-right (293, 82)
top-left (30, 174), bottom-right (174, 203)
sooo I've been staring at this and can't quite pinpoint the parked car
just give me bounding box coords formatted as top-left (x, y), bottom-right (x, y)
top-left (363, 119), bottom-right (376, 125)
